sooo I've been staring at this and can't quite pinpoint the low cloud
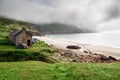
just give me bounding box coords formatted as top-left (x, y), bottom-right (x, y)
top-left (0, 0), bottom-right (120, 32)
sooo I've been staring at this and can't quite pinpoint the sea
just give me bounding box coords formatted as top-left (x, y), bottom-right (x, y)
top-left (48, 30), bottom-right (120, 48)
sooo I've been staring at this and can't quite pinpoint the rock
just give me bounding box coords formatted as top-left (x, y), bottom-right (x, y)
top-left (100, 55), bottom-right (117, 61)
top-left (89, 51), bottom-right (92, 54)
top-left (54, 48), bottom-right (119, 63)
top-left (16, 43), bottom-right (28, 49)
top-left (16, 44), bottom-right (24, 49)
top-left (100, 55), bottom-right (110, 60)
top-left (66, 45), bottom-right (81, 49)
top-left (84, 51), bottom-right (89, 53)
top-left (72, 59), bottom-right (78, 62)
top-left (60, 51), bottom-right (73, 58)
top-left (108, 56), bottom-right (117, 61)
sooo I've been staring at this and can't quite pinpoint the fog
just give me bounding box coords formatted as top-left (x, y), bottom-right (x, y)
top-left (0, 0), bottom-right (120, 32)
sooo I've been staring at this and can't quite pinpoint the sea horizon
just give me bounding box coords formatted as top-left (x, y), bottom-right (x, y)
top-left (48, 30), bottom-right (120, 48)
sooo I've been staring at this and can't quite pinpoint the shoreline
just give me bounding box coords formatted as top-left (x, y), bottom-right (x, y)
top-left (33, 36), bottom-right (120, 60)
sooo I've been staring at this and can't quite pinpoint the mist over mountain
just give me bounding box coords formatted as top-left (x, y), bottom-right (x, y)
top-left (32, 23), bottom-right (93, 34)
top-left (0, 0), bottom-right (120, 32)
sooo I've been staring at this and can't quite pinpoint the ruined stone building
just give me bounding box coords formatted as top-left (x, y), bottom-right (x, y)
top-left (8, 28), bottom-right (32, 48)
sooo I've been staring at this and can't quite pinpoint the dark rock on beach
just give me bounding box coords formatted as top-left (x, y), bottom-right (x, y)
top-left (66, 45), bottom-right (81, 49)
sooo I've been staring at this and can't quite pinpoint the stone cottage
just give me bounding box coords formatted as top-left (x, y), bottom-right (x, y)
top-left (8, 28), bottom-right (32, 48)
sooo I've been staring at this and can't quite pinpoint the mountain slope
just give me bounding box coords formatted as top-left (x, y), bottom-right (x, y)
top-left (32, 23), bottom-right (89, 34)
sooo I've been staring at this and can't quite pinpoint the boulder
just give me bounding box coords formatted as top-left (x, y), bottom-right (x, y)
top-left (100, 55), bottom-right (110, 60)
top-left (108, 56), bottom-right (117, 61)
top-left (66, 45), bottom-right (81, 49)
top-left (100, 55), bottom-right (117, 61)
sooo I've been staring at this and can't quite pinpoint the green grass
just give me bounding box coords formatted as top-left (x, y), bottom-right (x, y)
top-left (0, 18), bottom-right (120, 80)
top-left (0, 61), bottom-right (119, 80)
top-left (0, 18), bottom-right (58, 62)
top-left (0, 18), bottom-right (33, 38)
top-left (0, 38), bottom-right (13, 45)
top-left (0, 41), bottom-right (57, 62)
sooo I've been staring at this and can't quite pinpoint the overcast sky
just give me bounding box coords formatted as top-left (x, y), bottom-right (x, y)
top-left (0, 0), bottom-right (120, 31)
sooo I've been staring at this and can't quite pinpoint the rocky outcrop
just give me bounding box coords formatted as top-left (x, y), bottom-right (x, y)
top-left (53, 49), bottom-right (120, 63)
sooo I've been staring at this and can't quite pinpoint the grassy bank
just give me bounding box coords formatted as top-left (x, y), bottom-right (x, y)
top-left (0, 18), bottom-right (57, 62)
top-left (0, 40), bottom-right (57, 62)
top-left (0, 61), bottom-right (120, 80)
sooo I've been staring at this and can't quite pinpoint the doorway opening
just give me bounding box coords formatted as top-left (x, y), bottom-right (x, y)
top-left (27, 40), bottom-right (31, 46)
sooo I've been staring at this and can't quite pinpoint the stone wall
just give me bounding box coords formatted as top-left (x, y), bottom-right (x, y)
top-left (16, 30), bottom-right (32, 46)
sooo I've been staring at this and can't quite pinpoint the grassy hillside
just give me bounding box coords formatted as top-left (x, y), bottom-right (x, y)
top-left (0, 18), bottom-right (120, 80)
top-left (0, 61), bottom-right (120, 80)
top-left (0, 18), bottom-right (30, 38)
top-left (0, 18), bottom-right (57, 62)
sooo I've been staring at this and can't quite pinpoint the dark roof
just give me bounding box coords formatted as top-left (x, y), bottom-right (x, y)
top-left (9, 30), bottom-right (21, 37)
top-left (13, 30), bottom-right (22, 36)
top-left (9, 28), bottom-right (32, 37)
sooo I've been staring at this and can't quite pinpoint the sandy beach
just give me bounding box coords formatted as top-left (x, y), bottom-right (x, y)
top-left (34, 36), bottom-right (120, 60)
